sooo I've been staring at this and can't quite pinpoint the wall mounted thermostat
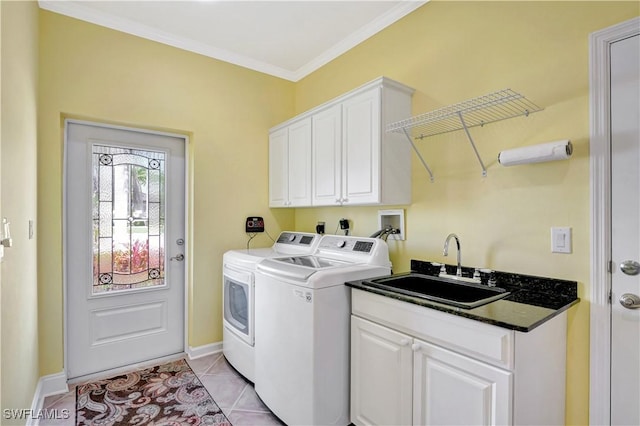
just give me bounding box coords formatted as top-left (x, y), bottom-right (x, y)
top-left (246, 217), bottom-right (265, 233)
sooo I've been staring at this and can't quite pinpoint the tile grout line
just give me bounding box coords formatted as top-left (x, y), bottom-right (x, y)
top-left (227, 382), bottom-right (250, 413)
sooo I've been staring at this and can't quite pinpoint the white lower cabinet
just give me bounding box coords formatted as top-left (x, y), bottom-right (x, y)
top-left (351, 316), bottom-right (511, 426)
top-left (351, 316), bottom-right (413, 426)
top-left (350, 289), bottom-right (567, 426)
top-left (412, 339), bottom-right (512, 426)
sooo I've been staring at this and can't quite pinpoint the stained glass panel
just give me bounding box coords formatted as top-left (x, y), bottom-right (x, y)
top-left (92, 145), bottom-right (166, 293)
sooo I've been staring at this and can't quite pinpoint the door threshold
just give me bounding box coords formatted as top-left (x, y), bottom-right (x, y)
top-left (68, 352), bottom-right (186, 385)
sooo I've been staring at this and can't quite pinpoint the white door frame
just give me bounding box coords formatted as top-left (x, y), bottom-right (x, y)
top-left (589, 17), bottom-right (640, 425)
top-left (62, 118), bottom-right (191, 381)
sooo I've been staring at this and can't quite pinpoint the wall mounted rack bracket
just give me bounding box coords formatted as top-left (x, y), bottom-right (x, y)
top-left (386, 88), bottom-right (543, 182)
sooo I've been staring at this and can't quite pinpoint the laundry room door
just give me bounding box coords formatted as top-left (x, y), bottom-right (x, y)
top-left (65, 121), bottom-right (186, 380)
top-left (610, 33), bottom-right (640, 425)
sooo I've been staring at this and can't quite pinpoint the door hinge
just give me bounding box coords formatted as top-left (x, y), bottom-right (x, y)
top-left (608, 290), bottom-right (612, 304)
top-left (608, 260), bottom-right (614, 273)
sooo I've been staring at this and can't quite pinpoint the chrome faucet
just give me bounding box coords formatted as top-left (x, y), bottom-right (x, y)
top-left (443, 233), bottom-right (462, 277)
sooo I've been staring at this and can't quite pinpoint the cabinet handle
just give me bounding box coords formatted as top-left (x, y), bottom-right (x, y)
top-left (411, 343), bottom-right (421, 352)
top-left (399, 338), bottom-right (411, 346)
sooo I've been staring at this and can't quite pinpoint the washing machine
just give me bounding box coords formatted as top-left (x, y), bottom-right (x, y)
top-left (222, 231), bottom-right (320, 382)
top-left (254, 235), bottom-right (391, 425)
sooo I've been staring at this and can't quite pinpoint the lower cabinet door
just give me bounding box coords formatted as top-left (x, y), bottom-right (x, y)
top-left (413, 339), bottom-right (513, 426)
top-left (351, 316), bottom-right (413, 426)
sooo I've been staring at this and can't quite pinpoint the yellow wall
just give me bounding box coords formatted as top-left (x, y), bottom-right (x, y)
top-left (0, 0), bottom-right (40, 421)
top-left (37, 10), bottom-right (295, 375)
top-left (293, 1), bottom-right (639, 424)
top-left (28, 1), bottom-right (640, 425)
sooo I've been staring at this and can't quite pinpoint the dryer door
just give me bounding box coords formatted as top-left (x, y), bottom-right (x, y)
top-left (223, 265), bottom-right (254, 345)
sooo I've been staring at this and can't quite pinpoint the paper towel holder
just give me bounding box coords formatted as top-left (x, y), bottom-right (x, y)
top-left (498, 139), bottom-right (572, 167)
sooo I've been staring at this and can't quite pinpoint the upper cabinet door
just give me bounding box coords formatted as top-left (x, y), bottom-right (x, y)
top-left (286, 117), bottom-right (312, 207)
top-left (269, 127), bottom-right (289, 207)
top-left (342, 87), bottom-right (381, 205)
top-left (312, 105), bottom-right (342, 206)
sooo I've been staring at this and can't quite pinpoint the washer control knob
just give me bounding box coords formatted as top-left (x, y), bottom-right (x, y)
top-left (288, 234), bottom-right (296, 242)
top-left (337, 240), bottom-right (346, 248)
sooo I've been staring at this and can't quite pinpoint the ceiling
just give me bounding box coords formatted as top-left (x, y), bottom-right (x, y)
top-left (38, 0), bottom-right (427, 82)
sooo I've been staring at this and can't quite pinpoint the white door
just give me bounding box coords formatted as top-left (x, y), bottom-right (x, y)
top-left (610, 34), bottom-right (640, 425)
top-left (65, 121), bottom-right (185, 379)
top-left (312, 104), bottom-right (342, 206)
top-left (268, 118), bottom-right (312, 207)
top-left (287, 117), bottom-right (312, 207)
top-left (342, 87), bottom-right (380, 205)
top-left (268, 127), bottom-right (288, 207)
top-left (413, 339), bottom-right (512, 425)
top-left (350, 316), bottom-right (413, 426)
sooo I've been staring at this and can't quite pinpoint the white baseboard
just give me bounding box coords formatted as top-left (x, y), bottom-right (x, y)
top-left (27, 371), bottom-right (69, 426)
top-left (187, 341), bottom-right (223, 360)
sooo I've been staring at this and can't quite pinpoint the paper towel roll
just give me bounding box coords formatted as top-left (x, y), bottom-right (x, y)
top-left (498, 140), bottom-right (572, 166)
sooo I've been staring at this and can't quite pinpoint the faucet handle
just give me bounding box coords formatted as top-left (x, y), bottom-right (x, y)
top-left (439, 264), bottom-right (447, 276)
top-left (473, 268), bottom-right (481, 280)
top-left (479, 269), bottom-right (497, 287)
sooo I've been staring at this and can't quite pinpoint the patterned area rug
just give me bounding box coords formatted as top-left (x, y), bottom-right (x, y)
top-left (76, 359), bottom-right (231, 425)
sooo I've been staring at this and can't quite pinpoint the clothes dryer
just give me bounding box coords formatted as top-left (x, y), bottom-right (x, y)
top-left (222, 232), bottom-right (320, 382)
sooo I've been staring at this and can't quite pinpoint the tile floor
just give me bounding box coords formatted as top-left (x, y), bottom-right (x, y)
top-left (42, 353), bottom-right (284, 425)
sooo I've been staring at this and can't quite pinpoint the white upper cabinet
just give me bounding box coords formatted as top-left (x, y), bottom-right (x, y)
top-left (270, 77), bottom-right (414, 208)
top-left (311, 104), bottom-right (342, 206)
top-left (337, 87), bottom-right (382, 205)
top-left (269, 117), bottom-right (312, 207)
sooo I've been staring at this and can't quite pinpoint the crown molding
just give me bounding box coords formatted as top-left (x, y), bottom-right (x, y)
top-left (292, 1), bottom-right (428, 81)
top-left (38, 0), bottom-right (427, 82)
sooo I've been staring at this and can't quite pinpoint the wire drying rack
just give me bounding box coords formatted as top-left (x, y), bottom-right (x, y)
top-left (386, 89), bottom-right (543, 181)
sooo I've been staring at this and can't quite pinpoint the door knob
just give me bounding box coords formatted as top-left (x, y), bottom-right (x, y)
top-left (620, 260), bottom-right (640, 276)
top-left (619, 293), bottom-right (640, 309)
top-left (170, 254), bottom-right (185, 261)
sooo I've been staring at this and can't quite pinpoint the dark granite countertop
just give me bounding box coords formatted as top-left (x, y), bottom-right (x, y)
top-left (346, 259), bottom-right (580, 332)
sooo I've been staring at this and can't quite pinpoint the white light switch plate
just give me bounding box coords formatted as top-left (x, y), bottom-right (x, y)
top-left (551, 227), bottom-right (572, 253)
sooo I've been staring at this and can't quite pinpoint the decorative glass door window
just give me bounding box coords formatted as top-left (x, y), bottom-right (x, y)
top-left (92, 145), bottom-right (165, 293)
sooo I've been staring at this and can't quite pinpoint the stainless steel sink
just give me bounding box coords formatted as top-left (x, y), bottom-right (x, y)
top-left (363, 273), bottom-right (510, 309)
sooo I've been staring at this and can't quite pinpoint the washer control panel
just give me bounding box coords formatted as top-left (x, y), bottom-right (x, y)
top-left (276, 232), bottom-right (319, 247)
top-left (318, 236), bottom-right (376, 253)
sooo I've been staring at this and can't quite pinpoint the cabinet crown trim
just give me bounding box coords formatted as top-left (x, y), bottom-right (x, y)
top-left (270, 76), bottom-right (415, 132)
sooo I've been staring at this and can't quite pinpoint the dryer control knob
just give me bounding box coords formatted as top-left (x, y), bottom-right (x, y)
top-left (337, 240), bottom-right (346, 248)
